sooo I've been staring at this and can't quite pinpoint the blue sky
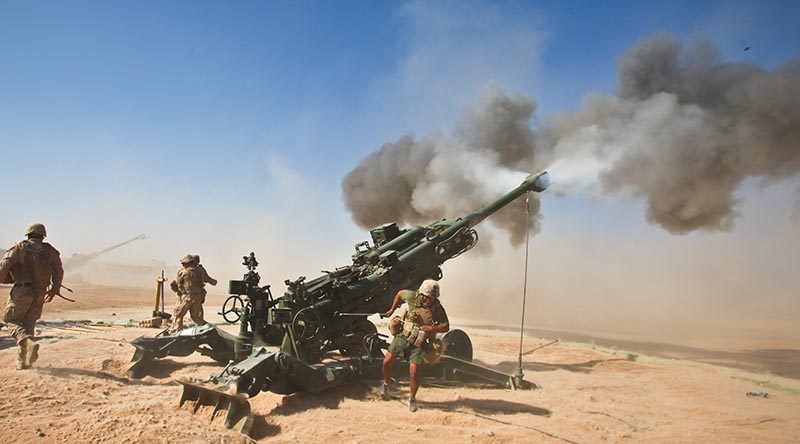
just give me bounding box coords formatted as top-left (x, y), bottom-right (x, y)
top-left (4, 1), bottom-right (797, 194)
top-left (1, 1), bottom-right (798, 339)
top-left (1, 0), bottom-right (797, 241)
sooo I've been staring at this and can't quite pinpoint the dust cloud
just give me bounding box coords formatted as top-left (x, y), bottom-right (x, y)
top-left (342, 88), bottom-right (544, 250)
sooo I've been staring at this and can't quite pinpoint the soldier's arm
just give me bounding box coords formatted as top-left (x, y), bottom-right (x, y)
top-left (170, 270), bottom-right (182, 294)
top-left (49, 247), bottom-right (64, 292)
top-left (385, 290), bottom-right (407, 317)
top-left (422, 304), bottom-right (449, 334)
top-left (0, 244), bottom-right (22, 283)
top-left (43, 248), bottom-right (64, 303)
top-left (201, 266), bottom-right (217, 286)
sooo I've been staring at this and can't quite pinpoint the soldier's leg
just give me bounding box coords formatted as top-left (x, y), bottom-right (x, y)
top-left (407, 345), bottom-right (424, 412)
top-left (3, 287), bottom-right (35, 344)
top-left (3, 287), bottom-right (35, 369)
top-left (380, 352), bottom-right (398, 400)
top-left (382, 351), bottom-right (396, 385)
top-left (409, 363), bottom-right (421, 399)
top-left (170, 296), bottom-right (191, 332)
top-left (188, 298), bottom-right (206, 326)
top-left (21, 293), bottom-right (45, 366)
top-left (408, 363), bottom-right (421, 412)
top-left (384, 335), bottom-right (409, 386)
top-left (24, 293), bottom-right (45, 339)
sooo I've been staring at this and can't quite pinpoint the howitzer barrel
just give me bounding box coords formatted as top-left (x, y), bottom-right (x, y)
top-left (97, 234), bottom-right (149, 254)
top-left (464, 171), bottom-right (550, 228)
top-left (441, 171), bottom-right (550, 239)
top-left (64, 234), bottom-right (150, 271)
top-left (372, 170), bottom-right (551, 305)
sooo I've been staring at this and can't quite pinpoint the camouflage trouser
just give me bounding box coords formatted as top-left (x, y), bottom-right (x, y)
top-left (171, 293), bottom-right (205, 331)
top-left (3, 284), bottom-right (45, 344)
top-left (388, 335), bottom-right (425, 365)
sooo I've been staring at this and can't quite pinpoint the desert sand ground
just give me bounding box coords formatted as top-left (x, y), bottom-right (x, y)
top-left (1, 285), bottom-right (798, 443)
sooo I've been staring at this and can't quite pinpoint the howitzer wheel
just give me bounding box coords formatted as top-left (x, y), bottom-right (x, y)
top-left (441, 329), bottom-right (473, 362)
top-left (220, 295), bottom-right (245, 324)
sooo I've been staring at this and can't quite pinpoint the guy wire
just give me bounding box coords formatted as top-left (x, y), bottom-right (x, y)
top-left (517, 191), bottom-right (531, 377)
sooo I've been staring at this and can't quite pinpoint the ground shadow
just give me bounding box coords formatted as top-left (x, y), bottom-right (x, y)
top-left (35, 366), bottom-right (166, 386)
top-left (249, 415), bottom-right (282, 440)
top-left (0, 336), bottom-right (16, 351)
top-left (0, 334), bottom-right (66, 351)
top-left (473, 357), bottom-right (625, 374)
top-left (140, 358), bottom-right (224, 379)
top-left (269, 383), bottom-right (374, 416)
top-left (420, 397), bottom-right (552, 417)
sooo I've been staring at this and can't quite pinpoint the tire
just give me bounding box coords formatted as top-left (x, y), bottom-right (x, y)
top-left (441, 329), bottom-right (473, 362)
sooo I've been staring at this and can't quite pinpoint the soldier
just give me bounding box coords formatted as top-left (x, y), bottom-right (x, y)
top-left (382, 279), bottom-right (449, 412)
top-left (169, 254), bottom-right (217, 333)
top-left (0, 223), bottom-right (64, 370)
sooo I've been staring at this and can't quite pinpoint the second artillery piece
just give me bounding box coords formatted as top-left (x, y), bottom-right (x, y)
top-left (63, 234), bottom-right (150, 272)
top-left (129, 171), bottom-right (551, 431)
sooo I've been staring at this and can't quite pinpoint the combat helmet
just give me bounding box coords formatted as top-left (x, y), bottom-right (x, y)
top-left (417, 279), bottom-right (440, 300)
top-left (180, 254), bottom-right (197, 265)
top-left (25, 223), bottom-right (47, 238)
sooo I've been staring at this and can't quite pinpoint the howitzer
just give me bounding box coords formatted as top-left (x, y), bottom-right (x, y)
top-left (63, 234), bottom-right (149, 272)
top-left (235, 171), bottom-right (550, 363)
top-left (130, 171), bottom-right (550, 432)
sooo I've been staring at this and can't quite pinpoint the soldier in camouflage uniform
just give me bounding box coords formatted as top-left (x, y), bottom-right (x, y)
top-left (169, 254), bottom-right (217, 333)
top-left (0, 223), bottom-right (64, 369)
top-left (382, 279), bottom-right (449, 412)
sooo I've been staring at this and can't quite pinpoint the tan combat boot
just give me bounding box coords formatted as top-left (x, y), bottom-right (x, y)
top-left (26, 339), bottom-right (40, 367)
top-left (16, 339), bottom-right (29, 370)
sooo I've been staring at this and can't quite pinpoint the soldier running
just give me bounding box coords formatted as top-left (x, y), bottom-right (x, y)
top-left (169, 254), bottom-right (217, 333)
top-left (0, 223), bottom-right (64, 369)
top-left (382, 279), bottom-right (449, 412)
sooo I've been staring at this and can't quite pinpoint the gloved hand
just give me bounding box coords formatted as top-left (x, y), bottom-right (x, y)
top-left (45, 288), bottom-right (58, 303)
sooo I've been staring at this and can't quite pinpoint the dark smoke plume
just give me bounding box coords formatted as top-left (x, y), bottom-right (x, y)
top-left (342, 87), bottom-right (543, 248)
top-left (555, 34), bottom-right (800, 233)
top-left (343, 33), bottom-right (800, 240)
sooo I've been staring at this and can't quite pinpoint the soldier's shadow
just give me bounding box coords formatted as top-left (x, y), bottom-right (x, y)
top-left (269, 383), bottom-right (373, 416)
